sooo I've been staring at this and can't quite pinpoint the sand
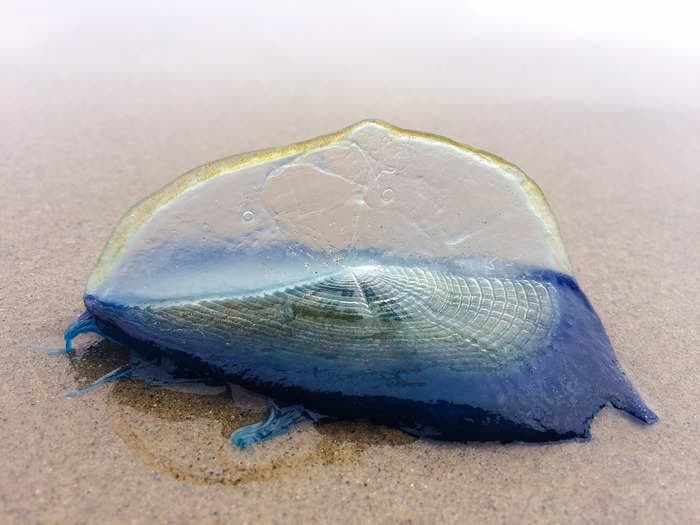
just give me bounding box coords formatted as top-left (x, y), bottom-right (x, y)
top-left (1, 4), bottom-right (699, 524)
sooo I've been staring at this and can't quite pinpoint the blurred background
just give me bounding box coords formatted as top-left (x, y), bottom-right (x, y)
top-left (3, 1), bottom-right (698, 229)
top-left (4, 1), bottom-right (698, 147)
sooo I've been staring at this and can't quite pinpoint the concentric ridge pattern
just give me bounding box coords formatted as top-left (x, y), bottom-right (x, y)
top-left (141, 265), bottom-right (557, 369)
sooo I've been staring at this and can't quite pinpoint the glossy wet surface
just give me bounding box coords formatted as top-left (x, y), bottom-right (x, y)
top-left (68, 340), bottom-right (415, 486)
top-left (2, 4), bottom-right (699, 523)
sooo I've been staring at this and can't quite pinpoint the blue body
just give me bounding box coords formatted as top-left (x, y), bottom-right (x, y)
top-left (76, 268), bottom-right (656, 442)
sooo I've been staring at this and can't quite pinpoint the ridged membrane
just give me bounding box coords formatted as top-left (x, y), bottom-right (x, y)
top-left (138, 265), bottom-right (557, 370)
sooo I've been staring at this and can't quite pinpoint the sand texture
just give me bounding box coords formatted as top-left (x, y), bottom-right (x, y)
top-left (1, 4), bottom-right (699, 524)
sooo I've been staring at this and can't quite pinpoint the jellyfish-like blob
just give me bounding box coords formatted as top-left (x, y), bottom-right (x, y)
top-left (65, 120), bottom-right (657, 447)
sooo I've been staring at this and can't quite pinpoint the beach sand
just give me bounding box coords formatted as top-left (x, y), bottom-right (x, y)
top-left (1, 4), bottom-right (699, 523)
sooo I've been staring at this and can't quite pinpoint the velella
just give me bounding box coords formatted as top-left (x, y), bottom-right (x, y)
top-left (64, 120), bottom-right (657, 447)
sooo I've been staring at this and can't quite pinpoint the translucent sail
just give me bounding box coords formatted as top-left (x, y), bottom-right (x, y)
top-left (87, 120), bottom-right (570, 305)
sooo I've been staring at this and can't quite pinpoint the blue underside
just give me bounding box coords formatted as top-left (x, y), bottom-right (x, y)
top-left (71, 266), bottom-right (657, 444)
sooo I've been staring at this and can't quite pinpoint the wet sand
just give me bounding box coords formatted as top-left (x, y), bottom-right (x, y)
top-left (2, 4), bottom-right (699, 523)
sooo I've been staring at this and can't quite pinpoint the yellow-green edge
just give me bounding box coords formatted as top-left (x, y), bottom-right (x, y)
top-left (87, 119), bottom-right (571, 292)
